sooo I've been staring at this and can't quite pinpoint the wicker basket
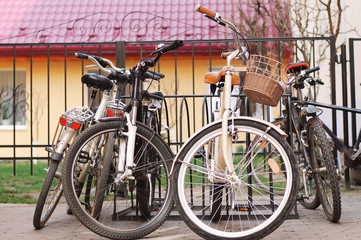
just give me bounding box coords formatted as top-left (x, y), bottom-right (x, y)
top-left (244, 55), bottom-right (287, 107)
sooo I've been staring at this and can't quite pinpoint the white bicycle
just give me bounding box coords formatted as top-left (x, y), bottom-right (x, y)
top-left (168, 5), bottom-right (299, 240)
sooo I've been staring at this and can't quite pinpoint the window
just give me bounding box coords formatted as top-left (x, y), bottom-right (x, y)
top-left (0, 70), bottom-right (27, 129)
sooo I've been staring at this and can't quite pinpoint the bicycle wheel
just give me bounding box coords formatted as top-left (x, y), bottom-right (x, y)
top-left (136, 110), bottom-right (159, 218)
top-left (33, 160), bottom-right (63, 229)
top-left (297, 137), bottom-right (321, 209)
top-left (174, 119), bottom-right (299, 240)
top-left (62, 120), bottom-right (174, 240)
top-left (252, 118), bottom-right (320, 207)
top-left (91, 132), bottom-right (115, 219)
top-left (307, 117), bottom-right (341, 222)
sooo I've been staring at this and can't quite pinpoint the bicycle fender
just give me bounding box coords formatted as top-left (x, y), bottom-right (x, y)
top-left (168, 116), bottom-right (287, 178)
top-left (300, 106), bottom-right (318, 117)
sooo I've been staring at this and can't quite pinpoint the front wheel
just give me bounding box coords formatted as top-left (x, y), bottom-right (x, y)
top-left (62, 120), bottom-right (174, 240)
top-left (174, 119), bottom-right (299, 240)
top-left (308, 117), bottom-right (341, 222)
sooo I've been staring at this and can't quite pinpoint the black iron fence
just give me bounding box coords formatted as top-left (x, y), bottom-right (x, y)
top-left (3, 37), bottom-right (359, 176)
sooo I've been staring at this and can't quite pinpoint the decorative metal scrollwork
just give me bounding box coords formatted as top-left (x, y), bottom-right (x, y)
top-left (0, 84), bottom-right (29, 125)
top-left (30, 11), bottom-right (207, 43)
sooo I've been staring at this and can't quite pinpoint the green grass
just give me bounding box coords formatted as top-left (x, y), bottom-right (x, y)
top-left (0, 161), bottom-right (48, 204)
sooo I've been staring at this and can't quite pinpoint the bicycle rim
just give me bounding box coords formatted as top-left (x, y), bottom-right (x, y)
top-left (175, 119), bottom-right (298, 240)
top-left (63, 121), bottom-right (174, 239)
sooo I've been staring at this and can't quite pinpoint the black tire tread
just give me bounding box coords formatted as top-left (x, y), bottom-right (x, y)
top-left (308, 117), bottom-right (341, 222)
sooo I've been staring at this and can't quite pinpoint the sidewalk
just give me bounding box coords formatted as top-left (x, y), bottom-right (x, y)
top-left (1, 188), bottom-right (361, 240)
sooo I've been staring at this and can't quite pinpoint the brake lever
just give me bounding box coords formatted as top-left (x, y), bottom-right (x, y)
top-left (205, 15), bottom-right (226, 26)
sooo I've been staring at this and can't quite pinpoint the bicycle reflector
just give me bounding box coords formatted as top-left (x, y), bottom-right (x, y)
top-left (268, 158), bottom-right (281, 175)
top-left (59, 117), bottom-right (82, 130)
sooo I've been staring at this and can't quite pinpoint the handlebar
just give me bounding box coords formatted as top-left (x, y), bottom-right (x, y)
top-left (195, 4), bottom-right (217, 19)
top-left (144, 70), bottom-right (165, 80)
top-left (195, 4), bottom-right (248, 61)
top-left (75, 40), bottom-right (182, 84)
top-left (288, 65), bottom-right (321, 89)
top-left (300, 66), bottom-right (320, 78)
top-left (74, 53), bottom-right (165, 83)
top-left (151, 40), bottom-right (184, 55)
top-left (73, 53), bottom-right (125, 75)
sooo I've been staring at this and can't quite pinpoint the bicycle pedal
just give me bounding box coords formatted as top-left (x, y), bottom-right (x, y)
top-left (115, 183), bottom-right (128, 197)
top-left (337, 174), bottom-right (344, 182)
top-left (297, 193), bottom-right (305, 202)
top-left (54, 171), bottom-right (62, 179)
top-left (234, 204), bottom-right (251, 212)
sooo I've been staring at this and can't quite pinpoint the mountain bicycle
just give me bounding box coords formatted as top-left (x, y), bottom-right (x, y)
top-left (275, 61), bottom-right (341, 222)
top-left (62, 40), bottom-right (181, 239)
top-left (166, 5), bottom-right (299, 240)
top-left (32, 53), bottom-right (163, 229)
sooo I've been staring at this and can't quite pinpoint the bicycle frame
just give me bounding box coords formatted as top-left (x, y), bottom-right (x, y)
top-left (321, 118), bottom-right (361, 166)
top-left (219, 63), bottom-right (245, 174)
top-left (110, 40), bottom-right (183, 183)
top-left (75, 85), bottom-right (119, 183)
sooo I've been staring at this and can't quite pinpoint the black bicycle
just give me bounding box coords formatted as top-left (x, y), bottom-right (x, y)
top-left (62, 40), bottom-right (182, 240)
top-left (278, 61), bottom-right (341, 222)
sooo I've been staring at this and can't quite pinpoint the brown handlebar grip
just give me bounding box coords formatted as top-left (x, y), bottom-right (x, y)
top-left (195, 4), bottom-right (216, 18)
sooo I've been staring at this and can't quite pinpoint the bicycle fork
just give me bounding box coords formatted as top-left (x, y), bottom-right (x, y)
top-left (114, 112), bottom-right (137, 183)
top-left (114, 75), bottom-right (141, 183)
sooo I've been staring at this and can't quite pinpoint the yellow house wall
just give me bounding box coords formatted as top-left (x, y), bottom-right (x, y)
top-left (0, 54), bottom-right (228, 157)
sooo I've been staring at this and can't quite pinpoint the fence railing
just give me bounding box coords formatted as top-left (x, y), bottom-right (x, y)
top-left (0, 37), bottom-right (346, 175)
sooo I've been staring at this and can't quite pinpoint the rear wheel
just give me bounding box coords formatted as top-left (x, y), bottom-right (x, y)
top-left (33, 160), bottom-right (63, 229)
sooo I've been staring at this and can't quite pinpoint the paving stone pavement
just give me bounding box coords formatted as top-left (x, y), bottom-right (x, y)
top-left (1, 187), bottom-right (361, 240)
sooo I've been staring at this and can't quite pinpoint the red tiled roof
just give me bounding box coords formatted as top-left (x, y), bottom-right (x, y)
top-left (0, 0), bottom-right (240, 44)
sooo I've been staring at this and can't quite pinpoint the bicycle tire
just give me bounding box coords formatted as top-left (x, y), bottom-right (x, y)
top-left (62, 120), bottom-right (174, 240)
top-left (298, 139), bottom-right (321, 209)
top-left (288, 131), bottom-right (320, 209)
top-left (272, 116), bottom-right (320, 208)
top-left (299, 161), bottom-right (321, 209)
top-left (91, 132), bottom-right (115, 219)
top-left (136, 111), bottom-right (158, 218)
top-left (308, 117), bottom-right (341, 222)
top-left (174, 119), bottom-right (299, 240)
top-left (33, 160), bottom-right (63, 229)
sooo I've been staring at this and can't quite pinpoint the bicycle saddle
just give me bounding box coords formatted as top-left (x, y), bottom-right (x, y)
top-left (142, 90), bottom-right (164, 100)
top-left (81, 73), bottom-right (113, 91)
top-left (285, 61), bottom-right (309, 74)
top-left (204, 67), bottom-right (240, 85)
